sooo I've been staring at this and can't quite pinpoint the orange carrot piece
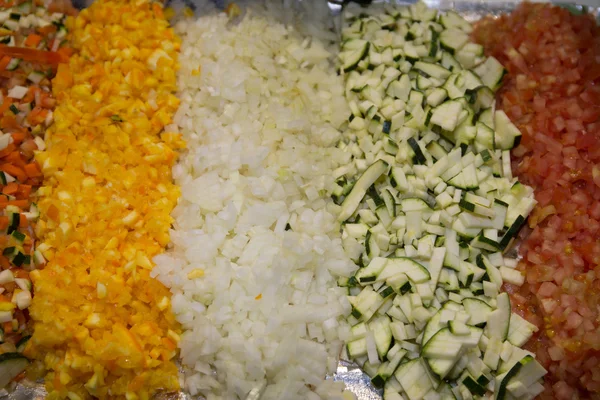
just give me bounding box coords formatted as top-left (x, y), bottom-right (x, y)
top-left (26, 107), bottom-right (48, 126)
top-left (0, 98), bottom-right (12, 115)
top-left (13, 270), bottom-right (29, 279)
top-left (24, 33), bottom-right (43, 48)
top-left (0, 200), bottom-right (28, 211)
top-left (0, 143), bottom-right (16, 158)
top-left (0, 256), bottom-right (10, 269)
top-left (23, 163), bottom-right (41, 178)
top-left (0, 216), bottom-right (8, 230)
top-left (56, 46), bottom-right (74, 59)
top-left (21, 87), bottom-right (37, 103)
top-left (10, 132), bottom-right (26, 145)
top-left (1, 115), bottom-right (20, 130)
top-left (17, 184), bottom-right (32, 197)
top-left (0, 55), bottom-right (11, 71)
top-left (38, 25), bottom-right (57, 36)
top-left (18, 214), bottom-right (27, 228)
top-left (2, 182), bottom-right (18, 195)
top-left (0, 46), bottom-right (69, 64)
top-left (0, 164), bottom-right (26, 182)
top-left (0, 70), bottom-right (27, 80)
top-left (9, 200), bottom-right (29, 209)
top-left (5, 152), bottom-right (26, 168)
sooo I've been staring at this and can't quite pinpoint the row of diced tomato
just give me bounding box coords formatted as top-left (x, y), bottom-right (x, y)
top-left (474, 4), bottom-right (600, 399)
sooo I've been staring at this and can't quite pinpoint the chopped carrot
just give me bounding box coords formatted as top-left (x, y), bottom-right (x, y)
top-left (24, 34), bottom-right (43, 48)
top-left (0, 0), bottom-right (74, 361)
top-left (1, 115), bottom-right (21, 130)
top-left (9, 200), bottom-right (29, 209)
top-left (10, 132), bottom-right (27, 145)
top-left (0, 70), bottom-right (27, 79)
top-left (23, 162), bottom-right (42, 180)
top-left (0, 164), bottom-right (26, 182)
top-left (22, 86), bottom-right (37, 103)
top-left (0, 143), bottom-right (16, 158)
top-left (38, 25), bottom-right (57, 36)
top-left (23, 163), bottom-right (42, 178)
top-left (27, 107), bottom-right (48, 126)
top-left (0, 46), bottom-right (68, 65)
top-left (2, 182), bottom-right (18, 195)
top-left (0, 200), bottom-right (29, 210)
top-left (5, 152), bottom-right (26, 168)
top-left (0, 55), bottom-right (11, 71)
top-left (57, 47), bottom-right (74, 59)
top-left (17, 184), bottom-right (32, 197)
top-left (18, 213), bottom-right (27, 228)
top-left (0, 97), bottom-right (13, 115)
top-left (0, 255), bottom-right (10, 269)
top-left (13, 270), bottom-right (29, 279)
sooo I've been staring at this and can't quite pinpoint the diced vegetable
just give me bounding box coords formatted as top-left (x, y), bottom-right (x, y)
top-left (0, 0), bottom-right (71, 385)
top-left (337, 3), bottom-right (544, 398)
top-left (0, 352), bottom-right (29, 388)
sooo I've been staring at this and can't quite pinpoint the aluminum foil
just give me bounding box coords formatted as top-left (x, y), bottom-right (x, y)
top-left (2, 1), bottom-right (598, 400)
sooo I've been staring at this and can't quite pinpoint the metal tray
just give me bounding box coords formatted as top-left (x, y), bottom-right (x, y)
top-left (1, 1), bottom-right (598, 399)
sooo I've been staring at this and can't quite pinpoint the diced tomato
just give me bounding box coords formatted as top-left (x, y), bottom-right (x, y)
top-left (474, 4), bottom-right (600, 398)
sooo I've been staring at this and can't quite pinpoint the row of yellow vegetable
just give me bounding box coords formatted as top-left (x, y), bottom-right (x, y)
top-left (16, 0), bottom-right (184, 398)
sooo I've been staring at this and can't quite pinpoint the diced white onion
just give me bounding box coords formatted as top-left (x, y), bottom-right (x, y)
top-left (152, 4), bottom-right (355, 399)
top-left (7, 85), bottom-right (28, 99)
